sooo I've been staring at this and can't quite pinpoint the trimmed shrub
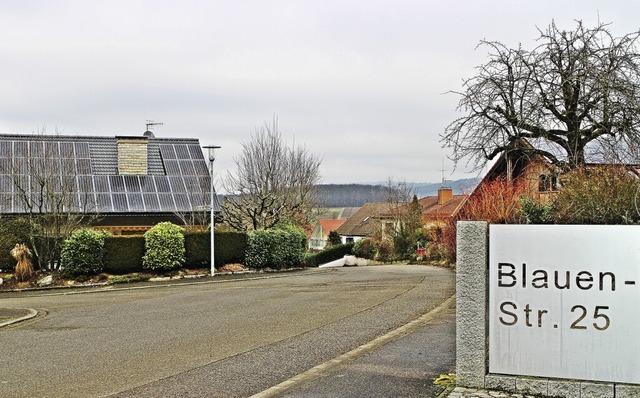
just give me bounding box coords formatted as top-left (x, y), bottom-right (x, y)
top-left (353, 239), bottom-right (375, 259)
top-left (184, 230), bottom-right (248, 268)
top-left (60, 229), bottom-right (109, 277)
top-left (245, 227), bottom-right (306, 269)
top-left (142, 222), bottom-right (185, 271)
top-left (104, 235), bottom-right (145, 274)
top-left (305, 243), bottom-right (354, 267)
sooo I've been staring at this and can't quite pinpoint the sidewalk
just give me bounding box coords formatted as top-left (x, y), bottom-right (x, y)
top-left (270, 302), bottom-right (457, 397)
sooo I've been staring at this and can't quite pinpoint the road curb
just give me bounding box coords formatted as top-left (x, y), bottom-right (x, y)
top-left (1, 268), bottom-right (319, 296)
top-left (250, 293), bottom-right (457, 398)
top-left (0, 308), bottom-right (38, 328)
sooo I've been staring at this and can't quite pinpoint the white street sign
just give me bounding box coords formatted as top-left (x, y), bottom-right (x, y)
top-left (489, 225), bottom-right (640, 384)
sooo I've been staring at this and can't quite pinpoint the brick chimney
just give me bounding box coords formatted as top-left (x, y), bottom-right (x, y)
top-left (437, 187), bottom-right (453, 205)
top-left (116, 136), bottom-right (149, 175)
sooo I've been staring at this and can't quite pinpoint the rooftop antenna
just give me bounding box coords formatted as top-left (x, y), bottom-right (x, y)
top-left (145, 120), bottom-right (163, 131)
top-left (440, 158), bottom-right (450, 187)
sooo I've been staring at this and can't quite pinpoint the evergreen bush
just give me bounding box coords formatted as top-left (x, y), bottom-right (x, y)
top-left (520, 197), bottom-right (554, 224)
top-left (60, 229), bottom-right (109, 277)
top-left (142, 222), bottom-right (185, 271)
top-left (245, 227), bottom-right (306, 269)
top-left (353, 239), bottom-right (376, 259)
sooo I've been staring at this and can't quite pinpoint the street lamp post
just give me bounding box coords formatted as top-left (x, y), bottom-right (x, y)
top-left (203, 145), bottom-right (221, 277)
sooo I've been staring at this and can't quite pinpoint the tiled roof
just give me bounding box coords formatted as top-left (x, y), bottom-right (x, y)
top-left (335, 203), bottom-right (390, 237)
top-left (0, 133), bottom-right (219, 215)
top-left (319, 219), bottom-right (345, 234)
top-left (422, 195), bottom-right (467, 220)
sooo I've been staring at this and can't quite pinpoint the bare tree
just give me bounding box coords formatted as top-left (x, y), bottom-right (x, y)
top-left (222, 118), bottom-right (322, 231)
top-left (443, 21), bottom-right (640, 171)
top-left (380, 178), bottom-right (422, 257)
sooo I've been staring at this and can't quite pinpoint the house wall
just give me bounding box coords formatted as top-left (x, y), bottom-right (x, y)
top-left (340, 235), bottom-right (365, 245)
top-left (518, 160), bottom-right (558, 203)
top-left (309, 225), bottom-right (327, 250)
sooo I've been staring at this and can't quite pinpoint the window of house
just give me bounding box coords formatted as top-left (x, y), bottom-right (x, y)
top-left (538, 174), bottom-right (558, 192)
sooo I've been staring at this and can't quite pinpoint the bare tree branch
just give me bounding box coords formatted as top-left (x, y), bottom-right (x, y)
top-left (222, 117), bottom-right (322, 231)
top-left (442, 20), bottom-right (640, 170)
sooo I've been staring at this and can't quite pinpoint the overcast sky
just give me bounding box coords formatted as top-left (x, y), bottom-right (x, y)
top-left (2, 1), bottom-right (639, 186)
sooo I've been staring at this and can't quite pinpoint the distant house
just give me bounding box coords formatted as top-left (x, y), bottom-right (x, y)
top-left (419, 188), bottom-right (467, 227)
top-left (334, 203), bottom-right (391, 244)
top-left (471, 140), bottom-right (560, 203)
top-left (461, 141), bottom-right (640, 222)
top-left (0, 132), bottom-right (219, 234)
top-left (335, 189), bottom-right (468, 245)
top-left (308, 219), bottom-right (346, 250)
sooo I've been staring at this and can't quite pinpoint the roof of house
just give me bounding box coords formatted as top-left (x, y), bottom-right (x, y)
top-left (318, 219), bottom-right (345, 234)
top-left (421, 195), bottom-right (467, 220)
top-left (335, 202), bottom-right (390, 237)
top-left (0, 133), bottom-right (219, 215)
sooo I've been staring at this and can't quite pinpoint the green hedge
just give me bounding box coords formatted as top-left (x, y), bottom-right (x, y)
top-left (104, 235), bottom-right (145, 274)
top-left (7, 226), bottom-right (250, 276)
top-left (184, 230), bottom-right (247, 267)
top-left (305, 243), bottom-right (354, 267)
top-left (245, 227), bottom-right (306, 269)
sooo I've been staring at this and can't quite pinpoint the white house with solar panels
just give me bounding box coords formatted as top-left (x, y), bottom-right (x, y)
top-left (0, 131), bottom-right (220, 234)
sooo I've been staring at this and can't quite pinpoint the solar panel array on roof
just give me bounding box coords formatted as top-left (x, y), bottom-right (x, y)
top-left (0, 135), bottom-right (216, 215)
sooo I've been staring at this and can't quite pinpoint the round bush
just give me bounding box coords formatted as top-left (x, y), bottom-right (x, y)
top-left (353, 238), bottom-right (376, 259)
top-left (60, 229), bottom-right (109, 277)
top-left (142, 222), bottom-right (185, 271)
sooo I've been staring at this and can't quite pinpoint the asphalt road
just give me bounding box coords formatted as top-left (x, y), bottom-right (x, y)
top-left (0, 265), bottom-right (454, 398)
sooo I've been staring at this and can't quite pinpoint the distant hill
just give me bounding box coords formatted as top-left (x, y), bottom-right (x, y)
top-left (317, 178), bottom-right (479, 208)
top-left (317, 184), bottom-right (388, 208)
top-left (412, 178), bottom-right (479, 197)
